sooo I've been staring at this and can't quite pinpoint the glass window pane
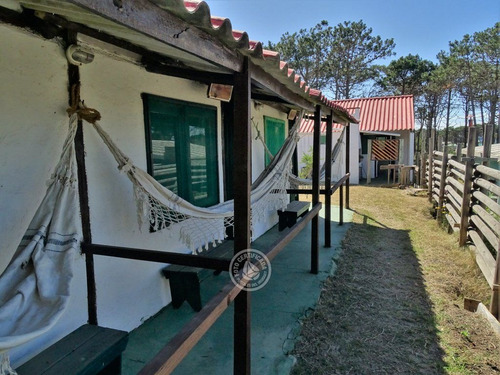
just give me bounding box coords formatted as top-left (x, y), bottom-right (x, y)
top-left (264, 117), bottom-right (286, 166)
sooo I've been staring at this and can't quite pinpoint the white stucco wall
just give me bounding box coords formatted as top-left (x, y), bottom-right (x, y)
top-left (1, 25), bottom-right (291, 366)
top-left (0, 24), bottom-right (89, 367)
top-left (297, 123), bottom-right (360, 185)
top-left (249, 102), bottom-right (289, 238)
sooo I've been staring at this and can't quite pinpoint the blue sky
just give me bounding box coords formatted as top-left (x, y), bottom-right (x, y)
top-left (205, 0), bottom-right (499, 63)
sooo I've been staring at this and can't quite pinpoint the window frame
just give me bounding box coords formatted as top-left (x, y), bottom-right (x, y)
top-left (142, 94), bottom-right (219, 208)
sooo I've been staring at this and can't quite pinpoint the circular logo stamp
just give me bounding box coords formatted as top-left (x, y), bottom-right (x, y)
top-left (229, 249), bottom-right (271, 291)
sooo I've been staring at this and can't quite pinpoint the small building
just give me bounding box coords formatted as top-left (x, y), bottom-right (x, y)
top-left (297, 95), bottom-right (415, 184)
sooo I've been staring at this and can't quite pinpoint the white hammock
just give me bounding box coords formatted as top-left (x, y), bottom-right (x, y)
top-left (90, 113), bottom-right (301, 252)
top-left (0, 116), bottom-right (81, 374)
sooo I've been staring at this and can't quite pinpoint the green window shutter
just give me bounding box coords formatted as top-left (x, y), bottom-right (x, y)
top-left (144, 94), bottom-right (219, 207)
top-left (264, 116), bottom-right (286, 166)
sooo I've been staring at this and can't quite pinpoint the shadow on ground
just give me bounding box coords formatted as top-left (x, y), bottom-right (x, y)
top-left (292, 217), bottom-right (446, 375)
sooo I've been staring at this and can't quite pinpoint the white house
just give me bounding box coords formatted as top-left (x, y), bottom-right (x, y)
top-left (0, 0), bottom-right (356, 371)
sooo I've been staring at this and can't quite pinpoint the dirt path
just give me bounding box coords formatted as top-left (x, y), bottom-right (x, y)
top-left (291, 185), bottom-right (500, 375)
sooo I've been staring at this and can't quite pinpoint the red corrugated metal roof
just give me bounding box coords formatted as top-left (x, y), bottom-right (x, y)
top-left (299, 119), bottom-right (343, 134)
top-left (333, 95), bottom-right (414, 132)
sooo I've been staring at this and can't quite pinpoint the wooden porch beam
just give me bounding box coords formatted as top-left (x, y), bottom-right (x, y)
top-left (311, 105), bottom-right (321, 274)
top-left (324, 112), bottom-right (333, 247)
top-left (67, 0), bottom-right (242, 72)
top-left (233, 56), bottom-right (252, 375)
top-left (250, 62), bottom-right (315, 112)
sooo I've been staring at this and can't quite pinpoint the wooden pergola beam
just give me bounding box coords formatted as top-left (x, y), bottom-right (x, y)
top-left (67, 0), bottom-right (242, 72)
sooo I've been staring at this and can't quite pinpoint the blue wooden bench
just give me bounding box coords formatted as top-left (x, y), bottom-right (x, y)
top-left (16, 324), bottom-right (128, 375)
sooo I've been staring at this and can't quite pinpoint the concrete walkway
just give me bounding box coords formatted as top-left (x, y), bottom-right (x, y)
top-left (122, 205), bottom-right (352, 375)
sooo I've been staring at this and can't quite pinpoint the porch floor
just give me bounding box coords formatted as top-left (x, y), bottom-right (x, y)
top-left (122, 205), bottom-right (353, 375)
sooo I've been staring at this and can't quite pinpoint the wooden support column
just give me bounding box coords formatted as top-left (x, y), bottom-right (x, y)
top-left (65, 31), bottom-right (97, 326)
top-left (366, 139), bottom-right (372, 184)
top-left (339, 184), bottom-right (344, 226)
top-left (459, 126), bottom-right (477, 247)
top-left (345, 123), bottom-right (350, 209)
top-left (311, 105), bottom-right (321, 274)
top-left (427, 130), bottom-right (435, 202)
top-left (232, 56), bottom-right (251, 375)
top-left (324, 112), bottom-right (333, 247)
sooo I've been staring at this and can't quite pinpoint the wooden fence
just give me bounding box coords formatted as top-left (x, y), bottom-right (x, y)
top-left (423, 125), bottom-right (500, 319)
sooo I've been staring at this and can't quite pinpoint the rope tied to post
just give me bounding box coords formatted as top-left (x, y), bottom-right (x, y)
top-left (66, 83), bottom-right (101, 124)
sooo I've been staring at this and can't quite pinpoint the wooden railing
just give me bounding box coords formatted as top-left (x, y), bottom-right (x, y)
top-left (424, 126), bottom-right (500, 319)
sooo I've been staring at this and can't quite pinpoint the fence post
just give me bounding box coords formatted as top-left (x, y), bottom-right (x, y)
top-left (490, 244), bottom-right (500, 319)
top-left (420, 153), bottom-right (426, 188)
top-left (458, 126), bottom-right (476, 247)
top-left (427, 131), bottom-right (435, 202)
top-left (456, 143), bottom-right (462, 162)
top-left (436, 152), bottom-right (448, 221)
top-left (483, 124), bottom-right (493, 166)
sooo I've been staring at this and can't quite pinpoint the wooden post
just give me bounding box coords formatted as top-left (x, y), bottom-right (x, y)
top-left (456, 143), bottom-right (462, 162)
top-left (436, 152), bottom-right (448, 221)
top-left (66, 30), bottom-right (97, 326)
top-left (311, 105), bottom-right (321, 274)
top-left (420, 153), bottom-right (426, 188)
top-left (339, 183), bottom-right (344, 226)
top-left (490, 244), bottom-right (500, 319)
top-left (427, 131), bottom-right (435, 202)
top-left (459, 126), bottom-right (476, 247)
top-left (367, 139), bottom-right (372, 184)
top-left (345, 123), bottom-right (350, 209)
top-left (233, 56), bottom-right (251, 375)
top-left (324, 112), bottom-right (333, 247)
top-left (483, 124), bottom-right (493, 166)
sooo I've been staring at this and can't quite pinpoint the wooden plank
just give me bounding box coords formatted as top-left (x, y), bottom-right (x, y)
top-left (434, 150), bottom-right (444, 158)
top-left (446, 203), bottom-right (461, 226)
top-left (233, 55), bottom-right (252, 375)
top-left (324, 112), bottom-right (333, 247)
top-left (472, 204), bottom-right (500, 239)
top-left (449, 167), bottom-right (465, 182)
top-left (82, 244), bottom-right (231, 271)
top-left (468, 230), bottom-right (496, 287)
top-left (67, 0), bottom-right (243, 72)
top-left (445, 186), bottom-right (462, 213)
top-left (459, 159), bottom-right (474, 246)
top-left (428, 135), bottom-right (434, 202)
top-left (311, 105), bottom-right (321, 274)
top-left (437, 153), bottom-right (448, 220)
top-left (446, 176), bottom-right (464, 194)
top-left (250, 62), bottom-right (315, 112)
top-left (432, 194), bottom-right (440, 204)
top-left (476, 164), bottom-right (500, 181)
top-left (473, 190), bottom-right (500, 217)
top-left (434, 159), bottom-right (443, 167)
top-left (139, 279), bottom-right (243, 375)
top-left (471, 214), bottom-right (500, 251)
top-left (490, 243), bottom-right (500, 319)
top-left (475, 178), bottom-right (500, 197)
top-left (448, 158), bottom-right (466, 172)
top-left (444, 213), bottom-right (459, 231)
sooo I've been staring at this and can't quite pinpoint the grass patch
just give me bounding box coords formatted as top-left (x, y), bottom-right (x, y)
top-left (291, 185), bottom-right (500, 375)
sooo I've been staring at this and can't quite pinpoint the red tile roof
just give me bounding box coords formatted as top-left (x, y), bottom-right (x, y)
top-left (333, 95), bottom-right (415, 132)
top-left (160, 0), bottom-right (358, 123)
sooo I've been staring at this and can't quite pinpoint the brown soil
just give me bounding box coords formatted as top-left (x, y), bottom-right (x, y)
top-left (291, 185), bottom-right (500, 375)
